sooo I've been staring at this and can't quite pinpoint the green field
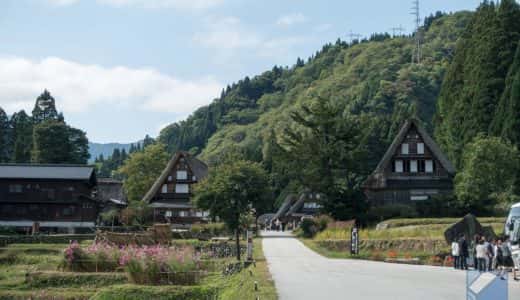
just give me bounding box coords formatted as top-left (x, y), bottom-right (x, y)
top-left (0, 239), bottom-right (277, 300)
top-left (303, 217), bottom-right (506, 265)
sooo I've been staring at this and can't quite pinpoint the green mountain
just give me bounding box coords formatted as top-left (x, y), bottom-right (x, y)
top-left (158, 11), bottom-right (472, 173)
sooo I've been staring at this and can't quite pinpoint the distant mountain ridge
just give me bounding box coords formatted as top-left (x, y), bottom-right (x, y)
top-left (88, 142), bottom-right (134, 162)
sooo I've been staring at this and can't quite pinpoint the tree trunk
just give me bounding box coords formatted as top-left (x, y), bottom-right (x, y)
top-left (236, 228), bottom-right (241, 261)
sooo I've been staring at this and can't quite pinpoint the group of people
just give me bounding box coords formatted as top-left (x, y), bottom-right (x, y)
top-left (451, 234), bottom-right (518, 281)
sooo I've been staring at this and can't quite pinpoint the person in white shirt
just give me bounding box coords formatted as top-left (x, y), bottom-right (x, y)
top-left (451, 240), bottom-right (460, 269)
top-left (475, 240), bottom-right (487, 272)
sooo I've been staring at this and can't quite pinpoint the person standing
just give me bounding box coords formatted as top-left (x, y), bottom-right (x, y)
top-left (476, 239), bottom-right (487, 272)
top-left (458, 235), bottom-right (469, 270)
top-left (500, 236), bottom-right (519, 281)
top-left (451, 239), bottom-right (460, 269)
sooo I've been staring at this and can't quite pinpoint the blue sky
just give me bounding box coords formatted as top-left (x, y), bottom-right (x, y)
top-left (0, 0), bottom-right (482, 143)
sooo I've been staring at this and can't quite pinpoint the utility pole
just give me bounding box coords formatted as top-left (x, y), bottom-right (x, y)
top-left (390, 25), bottom-right (405, 37)
top-left (411, 0), bottom-right (421, 64)
top-left (347, 30), bottom-right (362, 43)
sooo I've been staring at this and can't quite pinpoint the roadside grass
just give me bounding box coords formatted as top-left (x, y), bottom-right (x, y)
top-left (219, 238), bottom-right (277, 300)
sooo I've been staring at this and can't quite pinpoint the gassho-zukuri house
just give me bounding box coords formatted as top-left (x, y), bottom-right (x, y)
top-left (142, 151), bottom-right (210, 225)
top-left (0, 164), bottom-right (99, 232)
top-left (362, 119), bottom-right (456, 205)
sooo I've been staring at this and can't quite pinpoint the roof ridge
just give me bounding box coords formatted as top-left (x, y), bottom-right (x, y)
top-left (0, 163), bottom-right (95, 167)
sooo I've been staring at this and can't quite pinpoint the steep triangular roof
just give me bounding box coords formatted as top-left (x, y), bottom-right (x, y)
top-left (142, 152), bottom-right (208, 203)
top-left (373, 119), bottom-right (455, 175)
top-left (272, 194), bottom-right (298, 220)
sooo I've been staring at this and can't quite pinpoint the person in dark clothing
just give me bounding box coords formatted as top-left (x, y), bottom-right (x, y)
top-left (458, 235), bottom-right (469, 270)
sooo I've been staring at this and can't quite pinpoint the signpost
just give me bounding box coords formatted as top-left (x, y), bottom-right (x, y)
top-left (247, 230), bottom-right (253, 261)
top-left (351, 225), bottom-right (359, 255)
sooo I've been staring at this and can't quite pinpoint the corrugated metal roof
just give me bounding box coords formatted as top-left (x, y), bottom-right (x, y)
top-left (0, 164), bottom-right (95, 180)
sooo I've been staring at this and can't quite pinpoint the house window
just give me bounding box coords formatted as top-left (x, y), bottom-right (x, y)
top-left (167, 175), bottom-right (173, 182)
top-left (410, 160), bottom-right (418, 173)
top-left (394, 160), bottom-right (403, 173)
top-left (63, 206), bottom-right (75, 216)
top-left (176, 170), bottom-right (188, 180)
top-left (401, 143), bottom-right (409, 155)
top-left (9, 184), bottom-right (23, 193)
top-left (417, 143), bottom-right (424, 154)
top-left (418, 160), bottom-right (426, 172)
top-left (425, 160), bottom-right (434, 173)
top-left (161, 184), bottom-right (168, 193)
top-left (179, 211), bottom-right (187, 217)
top-left (175, 184), bottom-right (189, 193)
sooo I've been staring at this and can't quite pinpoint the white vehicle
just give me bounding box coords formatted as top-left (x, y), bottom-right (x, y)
top-left (505, 202), bottom-right (520, 236)
top-left (511, 219), bottom-right (520, 270)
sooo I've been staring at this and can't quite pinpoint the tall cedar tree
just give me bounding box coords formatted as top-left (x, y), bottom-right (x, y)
top-left (0, 108), bottom-right (11, 163)
top-left (10, 110), bottom-right (33, 163)
top-left (492, 44), bottom-right (520, 144)
top-left (279, 97), bottom-right (368, 220)
top-left (435, 0), bottom-right (520, 168)
top-left (32, 90), bottom-right (61, 124)
top-left (32, 120), bottom-right (89, 164)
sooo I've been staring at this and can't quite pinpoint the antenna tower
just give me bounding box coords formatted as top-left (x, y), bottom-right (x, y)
top-left (411, 0), bottom-right (421, 64)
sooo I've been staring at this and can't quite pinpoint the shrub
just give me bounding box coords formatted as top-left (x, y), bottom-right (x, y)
top-left (299, 219), bottom-right (318, 238)
top-left (315, 215), bottom-right (333, 231)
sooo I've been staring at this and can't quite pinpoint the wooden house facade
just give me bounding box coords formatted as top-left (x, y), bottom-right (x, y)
top-left (143, 152), bottom-right (209, 225)
top-left (362, 119), bottom-right (456, 206)
top-left (0, 164), bottom-right (98, 232)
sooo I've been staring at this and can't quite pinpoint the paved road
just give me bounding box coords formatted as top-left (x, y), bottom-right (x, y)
top-left (262, 231), bottom-right (520, 300)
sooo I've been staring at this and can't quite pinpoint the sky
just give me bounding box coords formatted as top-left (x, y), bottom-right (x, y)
top-left (0, 0), bottom-right (483, 143)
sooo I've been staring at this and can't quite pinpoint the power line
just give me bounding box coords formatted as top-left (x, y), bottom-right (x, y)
top-left (390, 25), bottom-right (405, 37)
top-left (411, 0), bottom-right (421, 64)
top-left (347, 30), bottom-right (362, 43)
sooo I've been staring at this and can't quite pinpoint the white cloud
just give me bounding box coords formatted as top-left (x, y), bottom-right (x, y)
top-left (193, 17), bottom-right (261, 50)
top-left (44, 0), bottom-right (224, 10)
top-left (0, 55), bottom-right (222, 115)
top-left (45, 0), bottom-right (80, 5)
top-left (193, 16), bottom-right (308, 60)
top-left (276, 13), bottom-right (307, 26)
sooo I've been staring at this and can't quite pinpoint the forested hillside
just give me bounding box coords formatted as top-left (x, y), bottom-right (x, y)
top-left (435, 0), bottom-right (520, 168)
top-left (155, 12), bottom-right (471, 204)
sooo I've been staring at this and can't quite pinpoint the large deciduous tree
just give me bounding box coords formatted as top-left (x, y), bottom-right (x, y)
top-left (455, 136), bottom-right (519, 214)
top-left (117, 143), bottom-right (169, 203)
top-left (193, 158), bottom-right (270, 261)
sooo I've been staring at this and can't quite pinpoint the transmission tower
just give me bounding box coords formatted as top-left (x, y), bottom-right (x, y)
top-left (390, 25), bottom-right (405, 37)
top-left (347, 30), bottom-right (362, 43)
top-left (411, 0), bottom-right (421, 64)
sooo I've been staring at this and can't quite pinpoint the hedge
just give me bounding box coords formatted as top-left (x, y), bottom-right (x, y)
top-left (91, 284), bottom-right (219, 300)
top-left (25, 271), bottom-right (128, 288)
top-left (0, 234), bottom-right (95, 247)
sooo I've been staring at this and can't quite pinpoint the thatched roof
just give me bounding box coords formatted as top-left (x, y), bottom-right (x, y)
top-left (363, 119), bottom-right (455, 189)
top-left (142, 152), bottom-right (208, 203)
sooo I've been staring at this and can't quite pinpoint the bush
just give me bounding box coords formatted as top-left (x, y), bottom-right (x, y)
top-left (315, 215), bottom-right (333, 231)
top-left (299, 219), bottom-right (319, 238)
